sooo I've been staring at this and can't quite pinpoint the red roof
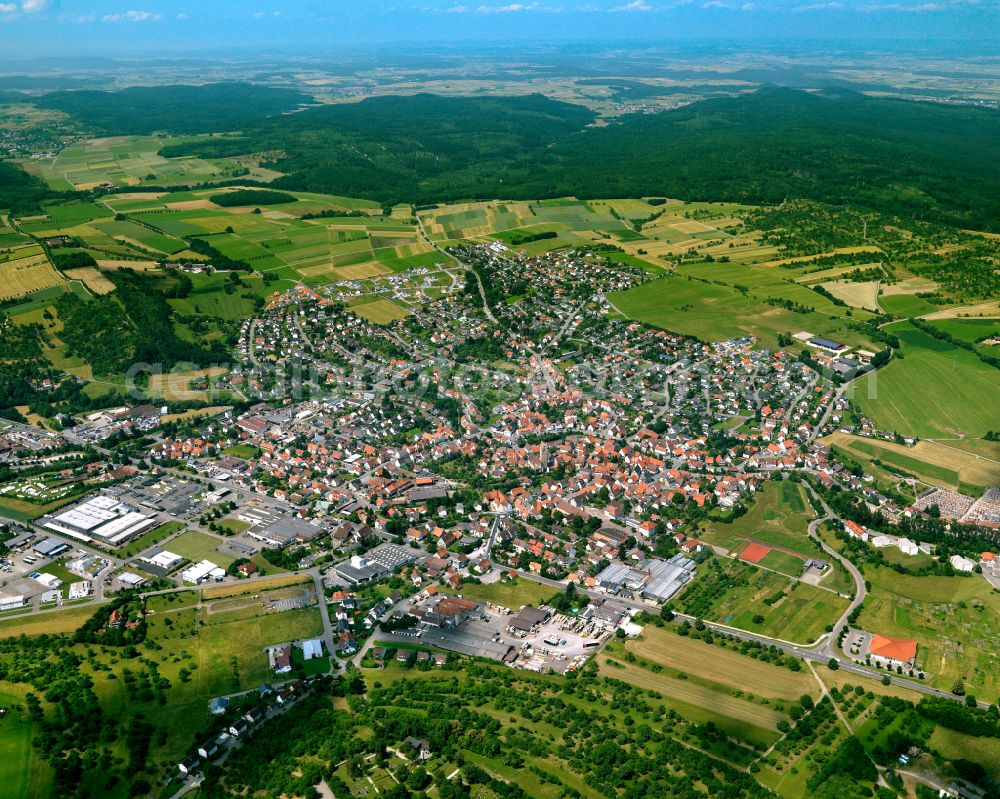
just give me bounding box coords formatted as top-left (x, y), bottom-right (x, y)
top-left (869, 634), bottom-right (917, 662)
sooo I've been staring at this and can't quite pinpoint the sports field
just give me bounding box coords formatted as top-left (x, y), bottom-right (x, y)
top-left (739, 542), bottom-right (771, 563)
top-left (852, 322), bottom-right (998, 439)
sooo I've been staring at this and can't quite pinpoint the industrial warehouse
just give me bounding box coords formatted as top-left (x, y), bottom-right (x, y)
top-left (41, 494), bottom-right (159, 547)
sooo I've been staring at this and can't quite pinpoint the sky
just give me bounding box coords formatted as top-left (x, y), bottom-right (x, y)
top-left (1, 0), bottom-right (998, 57)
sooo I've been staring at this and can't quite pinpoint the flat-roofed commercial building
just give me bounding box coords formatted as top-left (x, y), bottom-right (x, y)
top-left (43, 494), bottom-right (158, 547)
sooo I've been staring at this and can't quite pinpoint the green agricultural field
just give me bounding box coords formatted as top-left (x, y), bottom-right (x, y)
top-left (0, 605), bottom-right (97, 638)
top-left (31, 135), bottom-right (280, 190)
top-left (621, 625), bottom-right (818, 701)
top-left (598, 654), bottom-right (783, 753)
top-left (167, 272), bottom-right (266, 320)
top-left (855, 565), bottom-right (1000, 697)
top-left (852, 322), bottom-right (998, 439)
top-left (609, 270), bottom-right (876, 349)
top-left (822, 431), bottom-right (1000, 491)
top-left (457, 577), bottom-right (556, 610)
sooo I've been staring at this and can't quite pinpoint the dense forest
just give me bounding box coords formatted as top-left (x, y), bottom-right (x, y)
top-left (151, 87), bottom-right (1000, 230)
top-left (0, 161), bottom-right (65, 215)
top-left (34, 82), bottom-right (312, 135)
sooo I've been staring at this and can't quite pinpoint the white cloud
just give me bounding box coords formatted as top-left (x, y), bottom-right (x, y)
top-left (476, 2), bottom-right (538, 10)
top-left (177, 12), bottom-right (189, 20)
top-left (20, 0), bottom-right (51, 11)
top-left (445, 3), bottom-right (469, 10)
top-left (0, 2), bottom-right (18, 11)
top-left (612, 0), bottom-right (652, 9)
top-left (102, 9), bottom-right (161, 22)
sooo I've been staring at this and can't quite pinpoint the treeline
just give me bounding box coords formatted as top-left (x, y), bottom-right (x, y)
top-left (187, 236), bottom-right (254, 272)
top-left (507, 230), bottom-right (557, 245)
top-left (911, 318), bottom-right (1000, 370)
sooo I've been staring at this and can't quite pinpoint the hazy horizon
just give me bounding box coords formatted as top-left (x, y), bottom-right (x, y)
top-left (0, 0), bottom-right (998, 60)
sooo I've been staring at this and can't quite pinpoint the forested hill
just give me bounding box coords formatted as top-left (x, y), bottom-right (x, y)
top-left (160, 87), bottom-right (1000, 229)
top-left (11, 83), bottom-right (1000, 229)
top-left (34, 82), bottom-right (313, 135)
top-left (548, 88), bottom-right (1000, 231)
top-left (163, 93), bottom-right (598, 203)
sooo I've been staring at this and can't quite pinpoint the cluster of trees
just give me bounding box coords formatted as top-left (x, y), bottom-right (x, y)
top-left (207, 661), bottom-right (777, 799)
top-left (917, 697), bottom-right (1000, 737)
top-left (210, 189), bottom-right (297, 207)
top-left (54, 269), bottom-right (229, 376)
top-left (50, 250), bottom-right (97, 270)
top-left (73, 595), bottom-right (147, 646)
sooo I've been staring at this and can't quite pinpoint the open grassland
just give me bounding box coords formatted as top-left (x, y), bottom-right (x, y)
top-left (855, 566), bottom-right (1000, 697)
top-left (821, 431), bottom-right (1000, 490)
top-left (167, 530), bottom-right (234, 568)
top-left (852, 322), bottom-right (998, 439)
top-left (609, 265), bottom-right (877, 349)
top-left (0, 604), bottom-right (97, 637)
top-left (457, 577), bottom-right (555, 610)
top-left (147, 366), bottom-right (229, 401)
top-left (0, 687), bottom-right (51, 799)
top-left (928, 728), bottom-right (1000, 780)
top-left (199, 573), bottom-right (311, 599)
top-left (700, 481), bottom-right (817, 560)
top-left (622, 625), bottom-right (817, 701)
top-left (117, 520), bottom-right (186, 558)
